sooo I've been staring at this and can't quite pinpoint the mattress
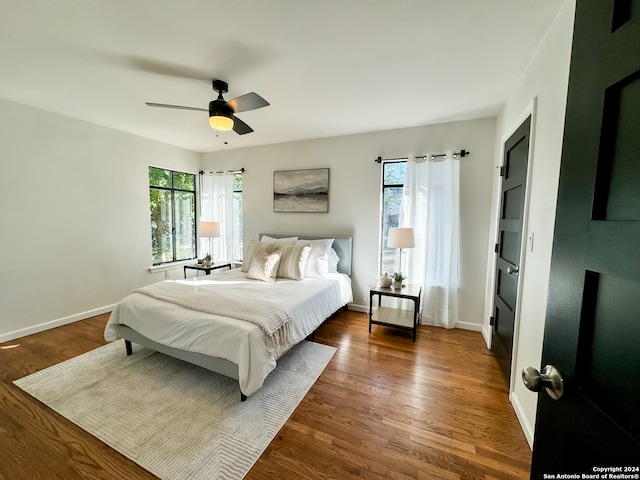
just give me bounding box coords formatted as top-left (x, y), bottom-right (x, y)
top-left (104, 268), bottom-right (352, 395)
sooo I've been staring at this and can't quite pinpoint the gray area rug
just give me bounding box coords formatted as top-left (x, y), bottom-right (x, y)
top-left (14, 339), bottom-right (336, 480)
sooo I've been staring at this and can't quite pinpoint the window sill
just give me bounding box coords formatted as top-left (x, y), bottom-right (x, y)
top-left (148, 259), bottom-right (195, 273)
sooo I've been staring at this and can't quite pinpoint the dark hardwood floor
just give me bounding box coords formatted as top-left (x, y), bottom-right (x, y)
top-left (0, 310), bottom-right (531, 479)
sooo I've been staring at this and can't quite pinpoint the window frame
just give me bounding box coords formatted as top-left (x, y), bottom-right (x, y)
top-left (231, 171), bottom-right (243, 263)
top-left (149, 166), bottom-right (197, 266)
top-left (380, 160), bottom-right (407, 274)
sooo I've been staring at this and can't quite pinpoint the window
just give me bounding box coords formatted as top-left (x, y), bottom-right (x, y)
top-left (231, 171), bottom-right (243, 262)
top-left (149, 166), bottom-right (196, 265)
top-left (380, 160), bottom-right (407, 274)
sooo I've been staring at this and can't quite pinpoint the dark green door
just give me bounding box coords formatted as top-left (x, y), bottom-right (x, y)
top-left (529, 0), bottom-right (640, 475)
top-left (492, 116), bottom-right (530, 386)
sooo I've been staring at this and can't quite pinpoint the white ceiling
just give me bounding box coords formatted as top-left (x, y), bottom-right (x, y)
top-left (0, 0), bottom-right (564, 153)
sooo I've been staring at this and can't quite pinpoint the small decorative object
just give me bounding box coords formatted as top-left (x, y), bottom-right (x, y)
top-left (392, 272), bottom-right (405, 289)
top-left (378, 272), bottom-right (392, 288)
top-left (204, 254), bottom-right (212, 266)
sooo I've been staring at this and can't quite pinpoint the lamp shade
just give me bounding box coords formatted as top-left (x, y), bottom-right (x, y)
top-left (209, 114), bottom-right (234, 131)
top-left (387, 227), bottom-right (415, 249)
top-left (199, 221), bottom-right (220, 238)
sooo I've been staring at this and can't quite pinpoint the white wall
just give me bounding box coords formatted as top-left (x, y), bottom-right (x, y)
top-left (0, 98), bottom-right (200, 342)
top-left (202, 117), bottom-right (496, 330)
top-left (484, 0), bottom-right (575, 447)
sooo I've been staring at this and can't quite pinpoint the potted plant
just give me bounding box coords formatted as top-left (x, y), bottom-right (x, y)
top-left (392, 272), bottom-right (405, 289)
top-left (204, 253), bottom-right (212, 266)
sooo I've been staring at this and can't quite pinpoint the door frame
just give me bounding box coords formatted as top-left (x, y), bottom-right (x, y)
top-left (484, 99), bottom-right (537, 398)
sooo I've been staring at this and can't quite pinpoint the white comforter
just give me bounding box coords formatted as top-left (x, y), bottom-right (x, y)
top-left (104, 269), bottom-right (352, 396)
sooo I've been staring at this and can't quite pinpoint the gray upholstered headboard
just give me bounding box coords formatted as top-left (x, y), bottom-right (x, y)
top-left (258, 233), bottom-right (353, 276)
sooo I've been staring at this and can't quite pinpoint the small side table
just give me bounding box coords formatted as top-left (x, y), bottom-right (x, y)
top-left (369, 283), bottom-right (422, 341)
top-left (184, 262), bottom-right (232, 278)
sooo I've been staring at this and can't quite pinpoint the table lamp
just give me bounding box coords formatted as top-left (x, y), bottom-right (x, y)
top-left (387, 227), bottom-right (415, 284)
top-left (199, 221), bottom-right (220, 265)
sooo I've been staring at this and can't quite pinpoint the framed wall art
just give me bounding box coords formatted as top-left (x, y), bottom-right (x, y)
top-left (273, 168), bottom-right (329, 213)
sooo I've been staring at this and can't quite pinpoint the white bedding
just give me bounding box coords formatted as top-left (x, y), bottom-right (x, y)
top-left (104, 269), bottom-right (352, 396)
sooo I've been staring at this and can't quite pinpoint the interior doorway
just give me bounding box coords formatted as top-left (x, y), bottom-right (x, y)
top-left (490, 115), bottom-right (531, 387)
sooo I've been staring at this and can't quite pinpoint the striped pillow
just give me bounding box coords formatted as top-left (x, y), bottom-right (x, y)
top-left (277, 244), bottom-right (312, 280)
top-left (241, 239), bottom-right (279, 273)
top-left (246, 249), bottom-right (282, 283)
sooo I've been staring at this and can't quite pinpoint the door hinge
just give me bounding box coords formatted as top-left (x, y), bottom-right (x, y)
top-left (489, 316), bottom-right (495, 326)
top-left (498, 165), bottom-right (504, 177)
top-left (494, 243), bottom-right (499, 253)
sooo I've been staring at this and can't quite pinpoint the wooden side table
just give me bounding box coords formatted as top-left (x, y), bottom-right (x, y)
top-left (369, 283), bottom-right (422, 341)
top-left (183, 262), bottom-right (232, 278)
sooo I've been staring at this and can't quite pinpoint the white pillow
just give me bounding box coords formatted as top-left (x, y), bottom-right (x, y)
top-left (318, 248), bottom-right (341, 274)
top-left (246, 248), bottom-right (281, 283)
top-left (277, 244), bottom-right (312, 280)
top-left (294, 238), bottom-right (334, 278)
top-left (317, 253), bottom-right (329, 276)
top-left (260, 235), bottom-right (298, 245)
top-left (328, 248), bottom-right (340, 273)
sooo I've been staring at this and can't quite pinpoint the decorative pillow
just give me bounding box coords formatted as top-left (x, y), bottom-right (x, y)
top-left (294, 238), bottom-right (334, 278)
top-left (277, 244), bottom-right (312, 280)
top-left (246, 249), bottom-right (282, 283)
top-left (242, 239), bottom-right (279, 272)
top-left (260, 235), bottom-right (298, 245)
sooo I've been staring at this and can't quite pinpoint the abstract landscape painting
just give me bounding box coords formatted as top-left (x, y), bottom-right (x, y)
top-left (273, 168), bottom-right (329, 212)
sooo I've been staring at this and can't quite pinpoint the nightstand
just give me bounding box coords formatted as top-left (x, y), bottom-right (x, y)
top-left (369, 283), bottom-right (422, 341)
top-left (183, 262), bottom-right (232, 278)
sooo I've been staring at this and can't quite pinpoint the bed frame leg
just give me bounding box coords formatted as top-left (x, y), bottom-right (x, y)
top-left (125, 340), bottom-right (132, 356)
top-left (241, 393), bottom-right (247, 402)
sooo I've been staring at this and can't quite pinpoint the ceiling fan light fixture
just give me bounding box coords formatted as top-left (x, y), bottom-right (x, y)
top-left (209, 113), bottom-right (234, 131)
top-left (208, 100), bottom-right (234, 131)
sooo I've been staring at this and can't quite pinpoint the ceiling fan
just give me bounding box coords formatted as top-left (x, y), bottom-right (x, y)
top-left (146, 80), bottom-right (269, 135)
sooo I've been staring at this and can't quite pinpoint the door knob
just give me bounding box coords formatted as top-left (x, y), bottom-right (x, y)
top-left (522, 365), bottom-right (564, 400)
top-left (507, 265), bottom-right (519, 275)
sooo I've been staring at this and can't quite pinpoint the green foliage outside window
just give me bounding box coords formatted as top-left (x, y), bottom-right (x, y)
top-left (149, 167), bottom-right (196, 265)
top-left (381, 161), bottom-right (406, 274)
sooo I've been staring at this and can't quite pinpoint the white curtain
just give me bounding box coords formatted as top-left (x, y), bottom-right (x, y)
top-left (400, 152), bottom-right (460, 329)
top-left (200, 172), bottom-right (234, 263)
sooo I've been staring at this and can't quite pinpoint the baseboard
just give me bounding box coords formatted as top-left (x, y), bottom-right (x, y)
top-left (510, 390), bottom-right (535, 449)
top-left (347, 303), bottom-right (368, 313)
top-left (0, 304), bottom-right (116, 344)
top-left (454, 321), bottom-right (483, 332)
top-left (346, 305), bottom-right (483, 333)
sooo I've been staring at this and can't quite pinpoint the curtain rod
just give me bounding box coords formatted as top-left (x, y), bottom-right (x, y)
top-left (199, 167), bottom-right (245, 175)
top-left (374, 149), bottom-right (469, 163)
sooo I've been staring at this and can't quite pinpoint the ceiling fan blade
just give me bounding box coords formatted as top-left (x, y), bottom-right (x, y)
top-left (146, 102), bottom-right (207, 112)
top-left (232, 116), bottom-right (254, 135)
top-left (227, 92), bottom-right (269, 113)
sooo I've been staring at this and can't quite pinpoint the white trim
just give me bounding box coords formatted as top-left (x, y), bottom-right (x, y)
top-left (485, 99), bottom-right (537, 355)
top-left (0, 304), bottom-right (116, 344)
top-left (452, 321), bottom-right (483, 332)
top-left (510, 390), bottom-right (535, 449)
top-left (482, 323), bottom-right (492, 347)
top-left (148, 259), bottom-right (196, 273)
top-left (347, 303), bottom-right (368, 313)
top-left (349, 303), bottom-right (482, 332)
top-left (507, 98), bottom-right (537, 397)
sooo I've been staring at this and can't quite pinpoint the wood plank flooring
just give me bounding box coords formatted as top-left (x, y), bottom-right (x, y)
top-left (0, 310), bottom-right (531, 479)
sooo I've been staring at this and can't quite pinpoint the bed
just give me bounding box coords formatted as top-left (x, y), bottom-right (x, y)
top-left (104, 233), bottom-right (352, 400)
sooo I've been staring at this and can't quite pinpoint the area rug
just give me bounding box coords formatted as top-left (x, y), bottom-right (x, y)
top-left (14, 339), bottom-right (336, 480)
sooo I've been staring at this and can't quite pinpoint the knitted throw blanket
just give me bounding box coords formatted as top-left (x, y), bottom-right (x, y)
top-left (134, 281), bottom-right (294, 355)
